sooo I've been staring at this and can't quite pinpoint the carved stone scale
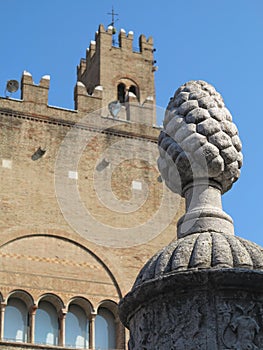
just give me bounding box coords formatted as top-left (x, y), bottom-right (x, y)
top-left (119, 81), bottom-right (263, 349)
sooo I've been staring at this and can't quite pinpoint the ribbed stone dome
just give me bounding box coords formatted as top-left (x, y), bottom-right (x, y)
top-left (133, 232), bottom-right (263, 289)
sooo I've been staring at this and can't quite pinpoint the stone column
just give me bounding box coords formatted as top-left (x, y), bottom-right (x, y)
top-left (0, 302), bottom-right (7, 341)
top-left (89, 312), bottom-right (96, 350)
top-left (59, 309), bottom-right (67, 347)
top-left (29, 305), bottom-right (37, 343)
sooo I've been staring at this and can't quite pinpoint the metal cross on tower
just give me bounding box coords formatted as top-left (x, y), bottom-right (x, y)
top-left (107, 6), bottom-right (119, 28)
top-left (107, 6), bottom-right (119, 44)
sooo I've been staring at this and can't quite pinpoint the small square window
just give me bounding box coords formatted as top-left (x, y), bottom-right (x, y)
top-left (2, 159), bottom-right (12, 169)
top-left (132, 180), bottom-right (142, 190)
top-left (68, 171), bottom-right (78, 180)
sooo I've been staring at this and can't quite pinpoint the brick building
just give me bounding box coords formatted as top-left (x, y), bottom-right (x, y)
top-left (0, 24), bottom-right (183, 349)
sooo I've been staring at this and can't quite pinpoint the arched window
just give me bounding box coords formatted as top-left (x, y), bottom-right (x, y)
top-left (4, 298), bottom-right (28, 342)
top-left (95, 307), bottom-right (116, 350)
top-left (35, 301), bottom-right (58, 346)
top-left (117, 83), bottom-right (126, 103)
top-left (65, 304), bottom-right (89, 348)
top-left (129, 85), bottom-right (138, 97)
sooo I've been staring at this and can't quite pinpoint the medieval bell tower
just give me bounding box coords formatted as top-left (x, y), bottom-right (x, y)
top-left (75, 24), bottom-right (157, 124)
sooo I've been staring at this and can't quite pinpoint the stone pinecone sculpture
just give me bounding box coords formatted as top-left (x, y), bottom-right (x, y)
top-left (158, 80), bottom-right (243, 194)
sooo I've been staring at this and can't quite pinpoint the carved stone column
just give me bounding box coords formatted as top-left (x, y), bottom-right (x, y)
top-left (119, 81), bottom-right (263, 349)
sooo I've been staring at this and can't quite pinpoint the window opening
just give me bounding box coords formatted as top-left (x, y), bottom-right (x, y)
top-left (117, 83), bottom-right (126, 103)
top-left (35, 301), bottom-right (58, 346)
top-left (4, 298), bottom-right (28, 342)
top-left (65, 304), bottom-right (89, 348)
top-left (95, 307), bottom-right (116, 349)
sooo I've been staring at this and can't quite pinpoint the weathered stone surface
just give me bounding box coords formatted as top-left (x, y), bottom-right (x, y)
top-left (131, 233), bottom-right (263, 287)
top-left (209, 130), bottom-right (232, 149)
top-left (179, 133), bottom-right (207, 152)
top-left (120, 272), bottom-right (263, 350)
top-left (185, 106), bottom-right (210, 123)
top-left (165, 116), bottom-right (184, 136)
top-left (221, 120), bottom-right (238, 137)
top-left (232, 134), bottom-right (242, 151)
top-left (119, 81), bottom-right (263, 350)
top-left (177, 100), bottom-right (199, 115)
top-left (159, 80), bottom-right (243, 195)
top-left (173, 122), bottom-right (196, 143)
top-left (220, 145), bottom-right (239, 164)
top-left (196, 117), bottom-right (221, 136)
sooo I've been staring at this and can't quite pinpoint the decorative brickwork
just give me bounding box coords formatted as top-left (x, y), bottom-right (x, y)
top-left (0, 24), bottom-right (183, 349)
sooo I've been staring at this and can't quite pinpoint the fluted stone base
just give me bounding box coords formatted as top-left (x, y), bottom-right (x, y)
top-left (119, 269), bottom-right (263, 350)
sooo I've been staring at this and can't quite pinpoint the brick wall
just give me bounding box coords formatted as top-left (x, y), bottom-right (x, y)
top-left (0, 26), bottom-right (183, 348)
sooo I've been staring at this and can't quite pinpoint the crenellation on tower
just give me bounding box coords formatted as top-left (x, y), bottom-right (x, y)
top-left (139, 34), bottom-right (154, 56)
top-left (21, 71), bottom-right (50, 105)
top-left (77, 58), bottom-right (86, 76)
top-left (1, 24), bottom-right (157, 126)
top-left (98, 25), bottom-right (114, 49)
top-left (88, 40), bottom-right (96, 58)
top-left (118, 29), bottom-right (133, 51)
top-left (74, 81), bottom-right (103, 112)
top-left (98, 23), bottom-right (106, 33)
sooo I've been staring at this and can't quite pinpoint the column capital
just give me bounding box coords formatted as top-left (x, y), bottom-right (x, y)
top-left (29, 305), bottom-right (38, 314)
top-left (59, 308), bottom-right (67, 320)
top-left (0, 302), bottom-right (7, 309)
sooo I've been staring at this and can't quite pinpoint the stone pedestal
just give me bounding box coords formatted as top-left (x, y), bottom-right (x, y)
top-left (119, 81), bottom-right (263, 350)
top-left (120, 270), bottom-right (263, 349)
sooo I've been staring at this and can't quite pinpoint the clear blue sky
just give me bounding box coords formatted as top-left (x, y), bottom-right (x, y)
top-left (1, 0), bottom-right (262, 245)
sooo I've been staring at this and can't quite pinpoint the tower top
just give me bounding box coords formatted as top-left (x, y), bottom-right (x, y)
top-left (76, 24), bottom-right (156, 124)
